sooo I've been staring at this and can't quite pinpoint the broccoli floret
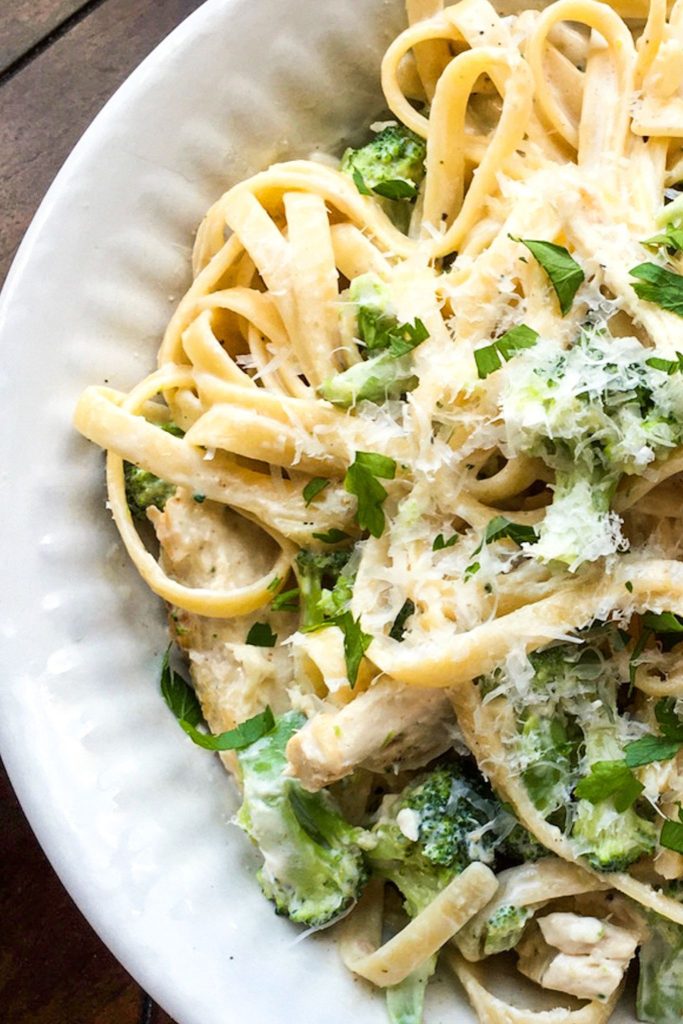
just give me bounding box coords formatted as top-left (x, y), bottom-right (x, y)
top-left (510, 634), bottom-right (657, 870)
top-left (531, 469), bottom-right (620, 571)
top-left (124, 421), bottom-right (183, 520)
top-left (124, 464), bottom-right (177, 520)
top-left (502, 819), bottom-right (547, 864)
top-left (570, 705), bottom-right (657, 872)
top-left (501, 329), bottom-right (683, 570)
top-left (319, 350), bottom-right (418, 406)
top-left (319, 274), bottom-right (427, 407)
top-left (294, 549), bottom-right (351, 628)
top-left (367, 760), bottom-right (538, 917)
top-left (518, 712), bottom-right (579, 818)
top-left (637, 911), bottom-right (683, 1023)
top-left (341, 125), bottom-right (426, 199)
top-left (483, 903), bottom-right (533, 956)
top-left (235, 711), bottom-right (368, 927)
top-left (571, 799), bottom-right (656, 873)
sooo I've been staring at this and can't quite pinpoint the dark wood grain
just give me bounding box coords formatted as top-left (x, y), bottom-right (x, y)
top-left (0, 760), bottom-right (177, 1024)
top-left (0, 0), bottom-right (89, 74)
top-left (0, 0), bottom-right (206, 285)
top-left (1, 1), bottom-right (206, 1018)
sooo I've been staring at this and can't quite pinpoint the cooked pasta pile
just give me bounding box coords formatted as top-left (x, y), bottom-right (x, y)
top-left (75, 0), bottom-right (683, 1020)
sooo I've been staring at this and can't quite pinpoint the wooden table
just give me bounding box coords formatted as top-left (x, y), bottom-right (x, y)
top-left (1, 4), bottom-right (207, 1019)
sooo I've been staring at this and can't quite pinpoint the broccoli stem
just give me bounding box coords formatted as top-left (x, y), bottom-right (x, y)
top-left (319, 351), bottom-right (417, 407)
top-left (235, 712), bottom-right (368, 927)
top-left (386, 956), bottom-right (436, 1024)
top-left (637, 912), bottom-right (683, 1023)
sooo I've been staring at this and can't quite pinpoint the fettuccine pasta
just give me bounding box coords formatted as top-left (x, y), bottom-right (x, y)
top-left (75, 0), bottom-right (683, 1020)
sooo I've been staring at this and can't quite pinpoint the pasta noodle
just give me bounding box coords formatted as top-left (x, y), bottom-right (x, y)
top-left (74, 0), bottom-right (683, 1019)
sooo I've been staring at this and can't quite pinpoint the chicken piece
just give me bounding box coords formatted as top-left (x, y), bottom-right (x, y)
top-left (286, 678), bottom-right (455, 791)
top-left (516, 912), bottom-right (639, 1001)
top-left (150, 491), bottom-right (298, 772)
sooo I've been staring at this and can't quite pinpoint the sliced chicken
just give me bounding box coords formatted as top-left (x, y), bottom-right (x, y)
top-left (286, 678), bottom-right (455, 791)
top-left (150, 491), bottom-right (298, 772)
top-left (516, 912), bottom-right (639, 1001)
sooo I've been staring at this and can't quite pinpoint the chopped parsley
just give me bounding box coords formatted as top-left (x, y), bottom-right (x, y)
top-left (474, 324), bottom-right (539, 379)
top-left (389, 599), bottom-right (416, 642)
top-left (160, 650), bottom-right (274, 750)
top-left (433, 532), bottom-right (459, 551)
top-left (303, 477), bottom-right (330, 505)
top-left (311, 528), bottom-right (351, 544)
top-left (630, 262), bottom-right (683, 317)
top-left (513, 237), bottom-right (585, 315)
top-left (574, 760), bottom-right (644, 812)
top-left (246, 622), bottom-right (278, 647)
top-left (344, 451), bottom-right (397, 538)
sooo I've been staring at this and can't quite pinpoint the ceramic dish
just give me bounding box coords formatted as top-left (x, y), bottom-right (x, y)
top-left (0, 0), bottom-right (635, 1020)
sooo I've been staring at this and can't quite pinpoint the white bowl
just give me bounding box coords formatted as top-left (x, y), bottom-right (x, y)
top-left (0, 0), bottom-right (637, 1020)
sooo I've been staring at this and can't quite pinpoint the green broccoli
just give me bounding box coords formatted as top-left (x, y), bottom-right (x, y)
top-left (500, 329), bottom-right (683, 570)
top-left (508, 635), bottom-right (657, 872)
top-left (341, 125), bottom-right (426, 201)
top-left (570, 708), bottom-right (657, 872)
top-left (319, 350), bottom-right (418, 406)
top-left (518, 712), bottom-right (580, 818)
top-left (637, 909), bottom-right (683, 1023)
top-left (124, 464), bottom-right (177, 520)
top-left (571, 798), bottom-right (656, 873)
top-left (235, 712), bottom-right (368, 926)
top-left (124, 421), bottom-right (183, 520)
top-left (319, 274), bottom-right (428, 407)
top-left (294, 549), bottom-right (352, 628)
top-left (386, 957), bottom-right (437, 1024)
top-left (366, 760), bottom-right (539, 918)
top-left (482, 903), bottom-right (533, 956)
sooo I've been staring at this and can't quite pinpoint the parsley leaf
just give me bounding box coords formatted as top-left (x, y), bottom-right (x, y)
top-left (372, 179), bottom-right (418, 200)
top-left (661, 818), bottom-right (683, 854)
top-left (514, 238), bottom-right (585, 316)
top-left (574, 760), bottom-right (644, 812)
top-left (643, 611), bottom-right (683, 634)
top-left (352, 168), bottom-right (372, 195)
top-left (625, 734), bottom-right (682, 768)
top-left (433, 532), bottom-right (459, 551)
top-left (655, 698), bottom-right (683, 741)
top-left (311, 528), bottom-right (350, 544)
top-left (246, 622), bottom-right (277, 647)
top-left (351, 169), bottom-right (418, 202)
top-left (161, 649), bottom-right (202, 726)
top-left (160, 650), bottom-right (275, 750)
top-left (630, 262), bottom-right (683, 317)
top-left (337, 610), bottom-right (372, 687)
top-left (303, 477), bottom-right (330, 505)
top-left (357, 303), bottom-right (428, 358)
top-left (271, 587), bottom-right (300, 612)
top-left (474, 324), bottom-right (539, 379)
top-left (465, 515), bottom-right (538, 574)
top-left (389, 599), bottom-right (416, 642)
top-left (624, 699), bottom-right (683, 765)
top-left (344, 451), bottom-right (396, 538)
top-left (646, 353), bottom-right (683, 375)
top-left (644, 225), bottom-right (683, 253)
top-left (482, 516), bottom-right (538, 547)
top-left (385, 318), bottom-right (429, 357)
top-left (287, 785), bottom-right (332, 848)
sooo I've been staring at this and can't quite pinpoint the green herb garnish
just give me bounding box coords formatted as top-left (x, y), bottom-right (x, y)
top-left (246, 622), bottom-right (278, 647)
top-left (344, 451), bottom-right (397, 538)
top-left (514, 238), bottom-right (585, 316)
